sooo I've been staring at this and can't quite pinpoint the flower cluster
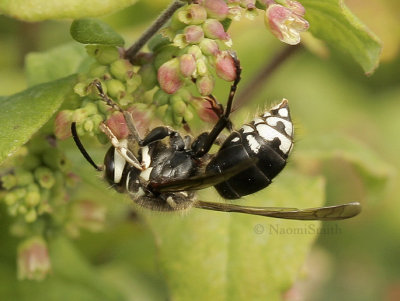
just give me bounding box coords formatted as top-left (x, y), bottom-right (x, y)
top-left (0, 139), bottom-right (72, 224)
top-left (55, 44), bottom-right (151, 141)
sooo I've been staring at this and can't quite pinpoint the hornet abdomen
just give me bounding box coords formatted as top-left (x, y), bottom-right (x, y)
top-left (206, 99), bottom-right (294, 199)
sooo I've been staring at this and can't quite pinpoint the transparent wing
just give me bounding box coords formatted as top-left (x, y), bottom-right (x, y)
top-left (151, 158), bottom-right (257, 193)
top-left (194, 201), bottom-right (361, 221)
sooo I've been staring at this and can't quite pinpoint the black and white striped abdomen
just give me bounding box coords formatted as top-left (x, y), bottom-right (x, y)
top-left (206, 99), bottom-right (294, 199)
top-left (240, 98), bottom-right (293, 158)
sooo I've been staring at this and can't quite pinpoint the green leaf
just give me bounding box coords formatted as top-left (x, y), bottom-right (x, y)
top-left (302, 0), bottom-right (382, 74)
top-left (141, 171), bottom-right (325, 300)
top-left (0, 0), bottom-right (138, 21)
top-left (25, 43), bottom-right (88, 86)
top-left (294, 134), bottom-right (395, 203)
top-left (0, 76), bottom-right (76, 165)
top-left (70, 19), bottom-right (125, 46)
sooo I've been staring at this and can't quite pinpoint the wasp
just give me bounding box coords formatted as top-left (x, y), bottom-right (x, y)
top-left (71, 54), bottom-right (360, 221)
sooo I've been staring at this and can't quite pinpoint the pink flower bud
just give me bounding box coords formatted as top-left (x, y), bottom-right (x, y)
top-left (203, 0), bottom-right (229, 20)
top-left (54, 110), bottom-right (73, 140)
top-left (202, 19), bottom-right (230, 42)
top-left (199, 38), bottom-right (220, 56)
top-left (17, 236), bottom-right (51, 281)
top-left (196, 75), bottom-right (215, 96)
top-left (265, 4), bottom-right (309, 45)
top-left (184, 25), bottom-right (205, 44)
top-left (192, 96), bottom-right (219, 123)
top-left (179, 54), bottom-right (196, 77)
top-left (215, 51), bottom-right (237, 82)
top-left (157, 58), bottom-right (183, 94)
top-left (106, 112), bottom-right (129, 140)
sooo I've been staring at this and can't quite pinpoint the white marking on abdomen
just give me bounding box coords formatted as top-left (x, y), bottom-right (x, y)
top-left (246, 135), bottom-right (261, 154)
top-left (241, 125), bottom-right (254, 133)
top-left (256, 124), bottom-right (293, 154)
top-left (266, 117), bottom-right (293, 136)
top-left (278, 107), bottom-right (289, 117)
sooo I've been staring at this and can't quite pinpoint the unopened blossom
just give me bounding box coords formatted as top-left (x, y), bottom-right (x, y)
top-left (179, 54), bottom-right (197, 77)
top-left (54, 110), bottom-right (73, 140)
top-left (265, 3), bottom-right (309, 45)
top-left (215, 51), bottom-right (237, 82)
top-left (203, 0), bottom-right (229, 20)
top-left (157, 58), bottom-right (183, 94)
top-left (196, 75), bottom-right (215, 96)
top-left (184, 25), bottom-right (205, 44)
top-left (199, 38), bottom-right (220, 56)
top-left (202, 19), bottom-right (231, 42)
top-left (17, 236), bottom-right (51, 281)
top-left (192, 96), bottom-right (220, 123)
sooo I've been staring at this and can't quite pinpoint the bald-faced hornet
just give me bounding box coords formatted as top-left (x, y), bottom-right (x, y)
top-left (71, 54), bottom-right (361, 221)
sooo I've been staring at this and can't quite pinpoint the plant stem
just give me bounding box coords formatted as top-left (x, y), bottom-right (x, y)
top-left (125, 0), bottom-right (186, 59)
top-left (232, 44), bottom-right (302, 112)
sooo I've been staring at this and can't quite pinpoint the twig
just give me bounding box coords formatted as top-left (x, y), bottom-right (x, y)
top-left (232, 44), bottom-right (302, 112)
top-left (125, 0), bottom-right (186, 59)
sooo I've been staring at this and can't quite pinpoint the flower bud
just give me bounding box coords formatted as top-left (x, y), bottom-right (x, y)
top-left (34, 167), bottom-right (55, 189)
top-left (106, 112), bottom-right (129, 140)
top-left (184, 25), bottom-right (204, 44)
top-left (17, 236), bottom-right (51, 281)
top-left (25, 209), bottom-right (37, 223)
top-left (179, 54), bottom-right (196, 77)
top-left (155, 104), bottom-right (169, 119)
top-left (202, 19), bottom-right (230, 42)
top-left (196, 75), bottom-right (215, 96)
top-left (1, 174), bottom-right (17, 190)
top-left (158, 58), bottom-right (183, 94)
top-left (265, 4), bottom-right (309, 45)
top-left (204, 0), bottom-right (229, 20)
top-left (192, 97), bottom-right (219, 123)
top-left (15, 169), bottom-right (34, 186)
top-left (153, 89), bottom-right (171, 106)
top-left (126, 74), bottom-right (142, 93)
top-left (54, 110), bottom-right (73, 140)
top-left (215, 52), bottom-right (237, 81)
top-left (199, 38), bottom-right (220, 56)
top-left (88, 63), bottom-right (108, 78)
top-left (171, 95), bottom-right (187, 116)
top-left (109, 59), bottom-right (133, 81)
top-left (177, 4), bottom-right (208, 25)
top-left (86, 45), bottom-right (120, 65)
top-left (105, 79), bottom-right (126, 99)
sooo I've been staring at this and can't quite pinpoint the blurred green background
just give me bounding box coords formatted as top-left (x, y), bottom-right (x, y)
top-left (1, 0), bottom-right (400, 300)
